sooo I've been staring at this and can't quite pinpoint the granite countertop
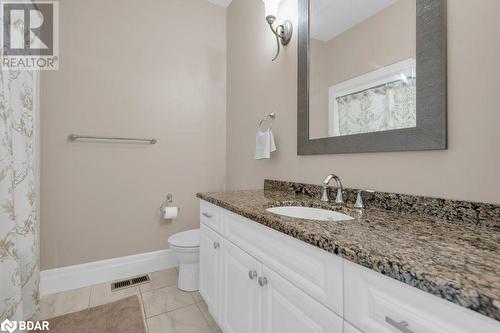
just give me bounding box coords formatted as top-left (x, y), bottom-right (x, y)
top-left (196, 188), bottom-right (500, 321)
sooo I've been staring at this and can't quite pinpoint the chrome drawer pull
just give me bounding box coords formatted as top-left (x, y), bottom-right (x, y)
top-left (258, 277), bottom-right (268, 287)
top-left (213, 242), bottom-right (220, 249)
top-left (248, 270), bottom-right (258, 280)
top-left (202, 212), bottom-right (213, 218)
top-left (385, 316), bottom-right (414, 333)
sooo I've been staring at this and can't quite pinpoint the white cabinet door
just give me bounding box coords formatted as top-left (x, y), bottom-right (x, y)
top-left (261, 266), bottom-right (343, 333)
top-left (199, 224), bottom-right (223, 320)
top-left (221, 240), bottom-right (262, 333)
top-left (224, 210), bottom-right (344, 315)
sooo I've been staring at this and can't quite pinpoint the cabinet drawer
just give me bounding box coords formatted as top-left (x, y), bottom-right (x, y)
top-left (344, 261), bottom-right (500, 333)
top-left (200, 200), bottom-right (224, 234)
top-left (224, 210), bottom-right (343, 316)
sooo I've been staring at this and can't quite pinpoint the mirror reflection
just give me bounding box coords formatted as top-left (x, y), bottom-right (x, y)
top-left (308, 0), bottom-right (416, 139)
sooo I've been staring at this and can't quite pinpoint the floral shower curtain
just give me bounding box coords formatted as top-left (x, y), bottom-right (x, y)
top-left (0, 69), bottom-right (40, 322)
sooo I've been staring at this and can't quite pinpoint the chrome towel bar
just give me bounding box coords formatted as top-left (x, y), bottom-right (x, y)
top-left (68, 134), bottom-right (157, 144)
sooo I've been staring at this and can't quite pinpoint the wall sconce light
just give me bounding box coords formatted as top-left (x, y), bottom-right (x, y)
top-left (262, 0), bottom-right (293, 61)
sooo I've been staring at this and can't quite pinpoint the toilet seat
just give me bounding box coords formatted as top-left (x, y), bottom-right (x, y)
top-left (168, 229), bottom-right (200, 248)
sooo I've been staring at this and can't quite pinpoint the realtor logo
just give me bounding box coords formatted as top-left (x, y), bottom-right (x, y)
top-left (1, 0), bottom-right (59, 70)
top-left (0, 319), bottom-right (17, 333)
top-left (0, 319), bottom-right (49, 332)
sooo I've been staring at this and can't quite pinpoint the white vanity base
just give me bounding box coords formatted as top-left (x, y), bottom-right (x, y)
top-left (198, 200), bottom-right (500, 333)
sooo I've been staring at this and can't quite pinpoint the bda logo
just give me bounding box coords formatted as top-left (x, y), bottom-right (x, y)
top-left (0, 319), bottom-right (17, 333)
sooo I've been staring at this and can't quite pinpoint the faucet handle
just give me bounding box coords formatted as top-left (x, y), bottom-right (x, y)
top-left (335, 187), bottom-right (346, 206)
top-left (354, 190), bottom-right (375, 209)
top-left (321, 183), bottom-right (330, 202)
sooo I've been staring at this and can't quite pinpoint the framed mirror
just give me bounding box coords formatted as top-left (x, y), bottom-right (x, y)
top-left (298, 0), bottom-right (447, 155)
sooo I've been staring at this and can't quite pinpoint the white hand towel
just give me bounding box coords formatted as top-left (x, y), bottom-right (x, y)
top-left (254, 129), bottom-right (277, 160)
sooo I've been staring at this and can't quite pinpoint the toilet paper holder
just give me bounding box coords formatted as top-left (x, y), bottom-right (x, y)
top-left (160, 193), bottom-right (180, 215)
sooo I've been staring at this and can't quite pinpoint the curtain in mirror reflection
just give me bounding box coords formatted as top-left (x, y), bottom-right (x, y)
top-left (334, 78), bottom-right (416, 136)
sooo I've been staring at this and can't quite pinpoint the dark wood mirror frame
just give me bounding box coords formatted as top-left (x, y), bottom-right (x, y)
top-left (298, 0), bottom-right (447, 155)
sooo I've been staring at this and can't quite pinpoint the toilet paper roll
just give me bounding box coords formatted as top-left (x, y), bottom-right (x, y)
top-left (163, 206), bottom-right (178, 219)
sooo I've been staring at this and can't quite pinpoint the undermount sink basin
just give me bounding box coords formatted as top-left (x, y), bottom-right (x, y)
top-left (266, 206), bottom-right (354, 222)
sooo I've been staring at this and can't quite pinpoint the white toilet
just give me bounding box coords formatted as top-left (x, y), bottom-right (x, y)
top-left (168, 229), bottom-right (200, 291)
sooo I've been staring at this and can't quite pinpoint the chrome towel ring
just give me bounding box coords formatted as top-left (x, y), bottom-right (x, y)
top-left (258, 112), bottom-right (276, 131)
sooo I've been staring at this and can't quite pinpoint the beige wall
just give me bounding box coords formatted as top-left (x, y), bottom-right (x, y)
top-left (41, 0), bottom-right (226, 269)
top-left (309, 0), bottom-right (416, 138)
top-left (325, 0), bottom-right (416, 86)
top-left (226, 0), bottom-right (500, 204)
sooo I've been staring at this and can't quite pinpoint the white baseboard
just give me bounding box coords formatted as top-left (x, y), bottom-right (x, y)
top-left (40, 249), bottom-right (178, 296)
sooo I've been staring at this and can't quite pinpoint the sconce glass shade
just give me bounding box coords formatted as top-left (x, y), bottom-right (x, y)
top-left (262, 0), bottom-right (282, 18)
top-left (262, 0), bottom-right (291, 61)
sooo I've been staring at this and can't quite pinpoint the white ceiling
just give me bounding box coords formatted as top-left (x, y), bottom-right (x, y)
top-left (208, 0), bottom-right (233, 8)
top-left (207, 0), bottom-right (400, 41)
top-left (311, 0), bottom-right (400, 42)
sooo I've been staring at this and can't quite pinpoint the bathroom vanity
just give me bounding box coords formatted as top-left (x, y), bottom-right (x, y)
top-left (197, 181), bottom-right (500, 333)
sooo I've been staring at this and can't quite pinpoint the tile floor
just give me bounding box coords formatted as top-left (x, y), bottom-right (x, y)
top-left (33, 268), bottom-right (221, 333)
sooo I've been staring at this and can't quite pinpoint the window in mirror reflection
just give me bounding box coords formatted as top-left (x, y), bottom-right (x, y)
top-left (308, 0), bottom-right (417, 139)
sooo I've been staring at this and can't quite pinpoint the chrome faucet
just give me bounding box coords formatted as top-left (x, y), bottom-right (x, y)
top-left (321, 174), bottom-right (345, 205)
